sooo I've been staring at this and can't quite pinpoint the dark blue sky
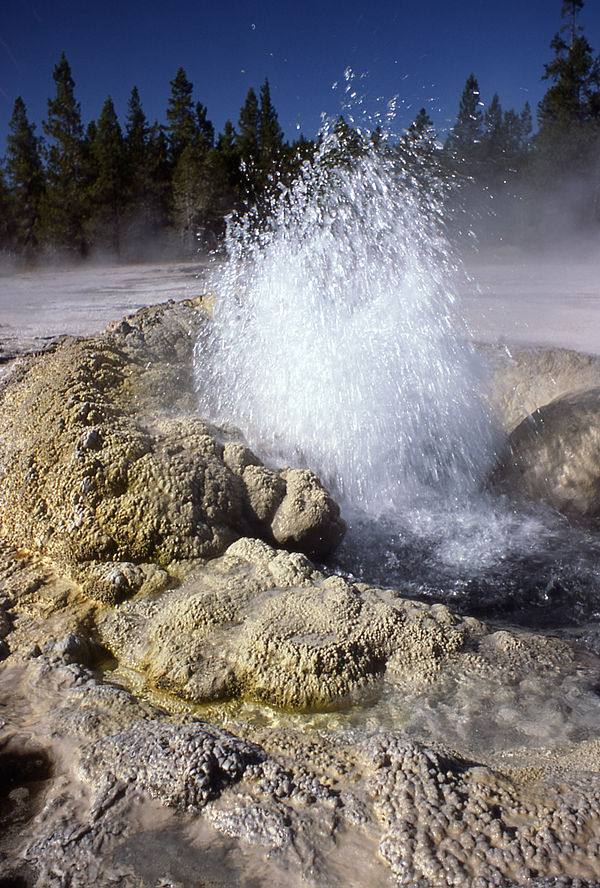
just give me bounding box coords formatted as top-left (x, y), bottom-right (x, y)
top-left (2, 0), bottom-right (600, 151)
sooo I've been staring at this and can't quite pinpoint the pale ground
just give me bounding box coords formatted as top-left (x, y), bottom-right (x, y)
top-left (461, 247), bottom-right (600, 356)
top-left (1, 249), bottom-right (599, 355)
top-left (0, 260), bottom-right (210, 358)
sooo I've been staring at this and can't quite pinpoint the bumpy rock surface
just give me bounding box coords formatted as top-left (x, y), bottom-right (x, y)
top-left (491, 387), bottom-right (600, 523)
top-left (99, 537), bottom-right (475, 709)
top-left (365, 733), bottom-right (600, 886)
top-left (2, 626), bottom-right (600, 888)
top-left (0, 300), bottom-right (345, 600)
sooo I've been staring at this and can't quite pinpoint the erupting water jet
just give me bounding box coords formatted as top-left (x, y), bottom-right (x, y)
top-left (196, 128), bottom-right (498, 516)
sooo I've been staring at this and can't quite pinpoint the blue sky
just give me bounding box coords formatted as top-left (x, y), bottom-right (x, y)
top-left (2, 0), bottom-right (600, 151)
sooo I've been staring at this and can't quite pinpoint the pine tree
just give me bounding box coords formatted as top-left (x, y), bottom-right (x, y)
top-left (502, 109), bottom-right (523, 155)
top-left (253, 79), bottom-right (283, 192)
top-left (258, 80), bottom-right (283, 157)
top-left (0, 166), bottom-right (16, 253)
top-left (535, 0), bottom-right (600, 189)
top-left (123, 88), bottom-right (171, 249)
top-left (520, 102), bottom-right (533, 153)
top-left (195, 102), bottom-right (215, 149)
top-left (237, 87), bottom-right (260, 164)
top-left (539, 0), bottom-right (600, 126)
top-left (171, 143), bottom-right (207, 249)
top-left (483, 93), bottom-right (504, 156)
top-left (408, 108), bottom-right (435, 138)
top-left (125, 86), bottom-right (148, 170)
top-left (561, 0), bottom-right (584, 50)
top-left (38, 52), bottom-right (87, 254)
top-left (124, 87), bottom-right (151, 236)
top-left (145, 122), bottom-right (171, 236)
top-left (446, 74), bottom-right (484, 161)
top-left (166, 68), bottom-right (197, 166)
top-left (5, 97), bottom-right (44, 252)
top-left (213, 120), bottom-right (243, 208)
top-left (87, 96), bottom-right (125, 253)
top-left (401, 109), bottom-right (437, 168)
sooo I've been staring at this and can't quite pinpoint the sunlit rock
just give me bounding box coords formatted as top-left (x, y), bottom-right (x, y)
top-left (491, 386), bottom-right (600, 523)
top-left (99, 537), bottom-right (476, 709)
top-left (0, 301), bottom-right (346, 601)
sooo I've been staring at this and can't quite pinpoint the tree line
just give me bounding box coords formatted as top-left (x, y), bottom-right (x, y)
top-left (0, 58), bottom-right (310, 262)
top-left (1, 0), bottom-right (599, 263)
top-left (440, 0), bottom-right (600, 243)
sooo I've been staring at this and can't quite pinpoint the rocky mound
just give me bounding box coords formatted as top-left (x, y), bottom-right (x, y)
top-left (491, 387), bottom-right (600, 523)
top-left (0, 299), bottom-right (345, 601)
top-left (99, 537), bottom-right (474, 709)
top-left (482, 343), bottom-right (600, 432)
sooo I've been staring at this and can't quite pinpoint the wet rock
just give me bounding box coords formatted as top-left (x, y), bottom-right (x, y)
top-left (270, 468), bottom-right (346, 558)
top-left (491, 387), bottom-right (600, 524)
top-left (81, 720), bottom-right (266, 811)
top-left (76, 561), bottom-right (166, 604)
top-left (363, 732), bottom-right (600, 887)
top-left (482, 344), bottom-right (600, 433)
top-left (52, 632), bottom-right (97, 667)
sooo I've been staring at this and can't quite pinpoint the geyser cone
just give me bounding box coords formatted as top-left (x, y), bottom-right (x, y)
top-left (196, 131), bottom-right (497, 514)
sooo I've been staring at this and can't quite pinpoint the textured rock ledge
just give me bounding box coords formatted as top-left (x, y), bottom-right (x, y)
top-left (0, 298), bottom-right (345, 601)
top-left (1, 638), bottom-right (600, 888)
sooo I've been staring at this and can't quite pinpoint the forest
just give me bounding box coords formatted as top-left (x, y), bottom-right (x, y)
top-left (1, 0), bottom-right (599, 264)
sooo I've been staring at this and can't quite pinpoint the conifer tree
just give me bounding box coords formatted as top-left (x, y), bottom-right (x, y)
top-left (539, 28), bottom-right (600, 125)
top-left (0, 167), bottom-right (16, 252)
top-left (258, 80), bottom-right (283, 157)
top-left (171, 143), bottom-right (207, 248)
top-left (237, 87), bottom-right (260, 164)
top-left (124, 87), bottom-right (151, 233)
top-left (212, 120), bottom-right (244, 209)
top-left (401, 109), bottom-right (436, 163)
top-left (408, 108), bottom-right (435, 138)
top-left (483, 93), bottom-right (504, 156)
top-left (125, 86), bottom-right (148, 171)
top-left (166, 68), bottom-right (197, 166)
top-left (145, 122), bottom-right (172, 236)
top-left (123, 88), bottom-right (170, 247)
top-left (535, 0), bottom-right (600, 185)
top-left (195, 102), bottom-right (215, 149)
top-left (446, 74), bottom-right (484, 161)
top-left (520, 102), bottom-right (533, 153)
top-left (87, 96), bottom-right (125, 253)
top-left (39, 52), bottom-right (87, 254)
top-left (255, 79), bottom-right (284, 190)
top-left (5, 97), bottom-right (44, 251)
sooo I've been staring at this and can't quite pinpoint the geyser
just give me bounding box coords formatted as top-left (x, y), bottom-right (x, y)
top-left (196, 128), bottom-right (497, 515)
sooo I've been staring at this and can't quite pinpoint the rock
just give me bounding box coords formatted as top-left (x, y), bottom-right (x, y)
top-left (481, 343), bottom-right (600, 433)
top-left (0, 300), bottom-right (346, 601)
top-left (270, 468), bottom-right (346, 558)
top-left (99, 539), bottom-right (472, 710)
top-left (490, 386), bottom-right (600, 523)
top-left (364, 732), bottom-right (600, 887)
top-left (80, 719), bottom-right (266, 811)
